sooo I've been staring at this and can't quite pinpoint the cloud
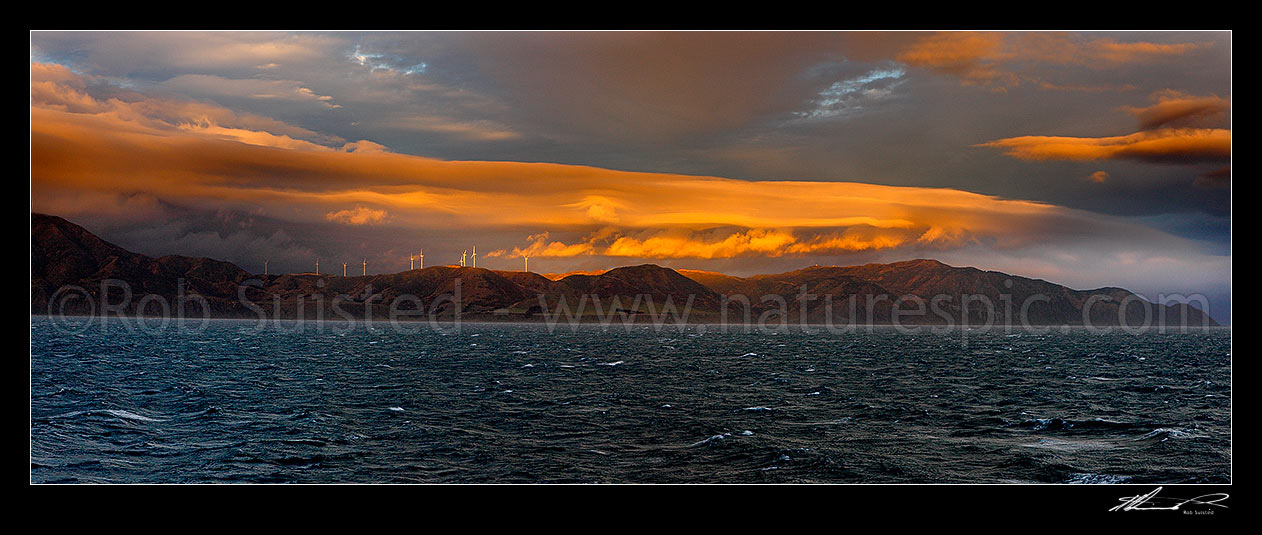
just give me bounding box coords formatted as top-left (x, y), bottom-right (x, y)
top-left (31, 61), bottom-right (398, 156)
top-left (325, 206), bottom-right (388, 225)
top-left (897, 32), bottom-right (1008, 86)
top-left (31, 31), bottom-right (347, 75)
top-left (372, 113), bottom-right (518, 141)
top-left (348, 43), bottom-right (428, 75)
top-left (160, 74), bottom-right (341, 109)
top-left (1123, 90), bottom-right (1230, 130)
top-left (491, 225), bottom-right (965, 260)
top-left (977, 128), bottom-right (1230, 164)
top-left (796, 66), bottom-right (907, 120)
top-left (1087, 171), bottom-right (1110, 183)
top-left (453, 32), bottom-right (863, 141)
top-left (340, 140), bottom-right (391, 154)
top-left (34, 80), bottom-right (1206, 266)
top-left (897, 31), bottom-right (1214, 90)
top-left (488, 232), bottom-right (595, 258)
top-left (1194, 166), bottom-right (1231, 188)
top-left (31, 62), bottom-right (343, 146)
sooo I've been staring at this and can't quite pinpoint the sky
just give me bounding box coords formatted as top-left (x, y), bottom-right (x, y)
top-left (29, 31), bottom-right (1232, 321)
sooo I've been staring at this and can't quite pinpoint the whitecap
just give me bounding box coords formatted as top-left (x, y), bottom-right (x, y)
top-left (103, 409), bottom-right (164, 422)
top-left (1067, 473), bottom-right (1131, 484)
top-left (689, 433), bottom-right (730, 447)
top-left (1136, 428), bottom-right (1195, 441)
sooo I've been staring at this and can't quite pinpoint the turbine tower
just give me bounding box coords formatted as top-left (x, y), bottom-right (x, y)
top-left (419, 249), bottom-right (424, 269)
top-left (343, 262), bottom-right (347, 277)
top-left (315, 258), bottom-right (319, 275)
top-left (471, 246), bottom-right (477, 268)
top-left (460, 250), bottom-right (467, 267)
top-left (264, 259), bottom-right (269, 276)
top-left (362, 258), bottom-right (367, 276)
top-left (524, 256), bottom-right (528, 272)
top-left (410, 254), bottom-right (415, 271)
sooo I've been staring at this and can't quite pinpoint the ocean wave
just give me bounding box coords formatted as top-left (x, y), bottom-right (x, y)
top-left (690, 433), bottom-right (730, 447)
top-left (1012, 417), bottom-right (1158, 433)
top-left (1135, 428), bottom-right (1199, 442)
top-left (1067, 473), bottom-right (1131, 484)
top-left (42, 409), bottom-right (166, 423)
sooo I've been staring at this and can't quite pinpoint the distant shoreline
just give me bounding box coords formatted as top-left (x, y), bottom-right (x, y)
top-left (29, 313), bottom-right (1231, 329)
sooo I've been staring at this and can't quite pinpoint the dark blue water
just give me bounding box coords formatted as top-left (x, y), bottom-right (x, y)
top-left (30, 317), bottom-right (1231, 483)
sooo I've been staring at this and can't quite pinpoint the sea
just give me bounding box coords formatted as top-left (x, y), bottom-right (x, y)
top-left (30, 316), bottom-right (1231, 484)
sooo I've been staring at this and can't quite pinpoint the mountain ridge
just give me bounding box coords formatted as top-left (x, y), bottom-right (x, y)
top-left (30, 213), bottom-right (1219, 326)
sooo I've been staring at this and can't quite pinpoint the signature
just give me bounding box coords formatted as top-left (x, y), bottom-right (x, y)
top-left (1110, 487), bottom-right (1229, 512)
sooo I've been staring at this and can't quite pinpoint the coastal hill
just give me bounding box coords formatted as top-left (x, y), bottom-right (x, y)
top-left (31, 214), bottom-right (1217, 326)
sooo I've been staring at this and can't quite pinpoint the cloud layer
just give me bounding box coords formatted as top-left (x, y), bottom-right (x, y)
top-left (33, 62), bottom-right (1223, 277)
top-left (978, 128), bottom-right (1230, 163)
top-left (28, 31), bottom-right (1232, 320)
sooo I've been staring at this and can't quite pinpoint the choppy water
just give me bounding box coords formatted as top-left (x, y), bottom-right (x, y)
top-left (30, 317), bottom-right (1230, 483)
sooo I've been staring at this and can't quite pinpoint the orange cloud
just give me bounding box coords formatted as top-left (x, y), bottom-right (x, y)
top-left (30, 61), bottom-right (1208, 265)
top-left (1010, 33), bottom-right (1209, 66)
top-left (896, 32), bottom-right (1008, 86)
top-left (605, 229), bottom-right (798, 259)
top-left (1087, 39), bottom-right (1209, 64)
top-left (488, 227), bottom-right (915, 260)
top-left (325, 206), bottom-right (388, 225)
top-left (1087, 171), bottom-right (1110, 183)
top-left (978, 128), bottom-right (1230, 163)
top-left (30, 61), bottom-right (364, 151)
top-left (897, 32), bottom-right (1213, 90)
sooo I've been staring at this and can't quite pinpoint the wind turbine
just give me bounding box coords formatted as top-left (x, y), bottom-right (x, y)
top-left (419, 249), bottom-right (424, 269)
top-left (471, 246), bottom-right (477, 268)
top-left (524, 256), bottom-right (529, 272)
top-left (362, 258), bottom-right (367, 276)
top-left (410, 254), bottom-right (415, 271)
top-left (460, 250), bottom-right (467, 267)
top-left (264, 259), bottom-right (269, 276)
top-left (343, 262), bottom-right (347, 277)
top-left (315, 258), bottom-right (319, 275)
